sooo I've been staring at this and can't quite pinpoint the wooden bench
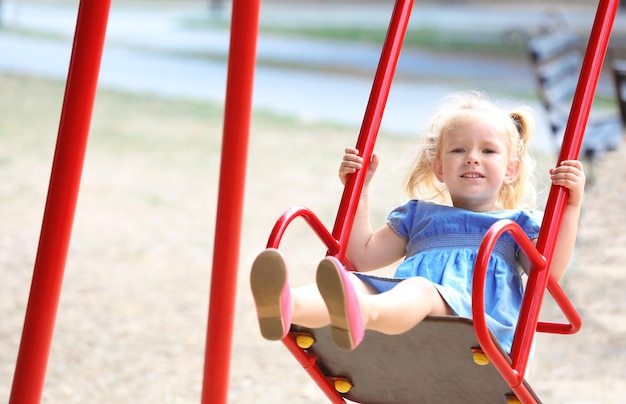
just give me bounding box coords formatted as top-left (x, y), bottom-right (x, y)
top-left (612, 59), bottom-right (626, 127)
top-left (524, 20), bottom-right (624, 181)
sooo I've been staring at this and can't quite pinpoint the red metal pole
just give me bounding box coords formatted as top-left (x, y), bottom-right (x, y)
top-left (201, 0), bottom-right (260, 401)
top-left (331, 0), bottom-right (414, 260)
top-left (472, 1), bottom-right (617, 401)
top-left (9, 1), bottom-right (111, 403)
top-left (510, 0), bottom-right (618, 374)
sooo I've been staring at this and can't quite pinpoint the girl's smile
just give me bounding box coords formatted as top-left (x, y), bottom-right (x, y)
top-left (460, 171), bottom-right (485, 179)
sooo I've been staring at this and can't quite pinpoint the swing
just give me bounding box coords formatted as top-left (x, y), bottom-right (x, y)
top-left (259, 0), bottom-right (619, 402)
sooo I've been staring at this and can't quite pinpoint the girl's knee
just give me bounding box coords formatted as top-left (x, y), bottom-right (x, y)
top-left (401, 277), bottom-right (451, 315)
top-left (402, 276), bottom-right (436, 293)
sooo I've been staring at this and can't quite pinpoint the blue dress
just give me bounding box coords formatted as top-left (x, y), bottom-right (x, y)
top-left (354, 200), bottom-right (542, 353)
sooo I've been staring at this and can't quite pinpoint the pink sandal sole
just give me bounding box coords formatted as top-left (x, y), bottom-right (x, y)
top-left (316, 256), bottom-right (364, 351)
top-left (250, 249), bottom-right (292, 340)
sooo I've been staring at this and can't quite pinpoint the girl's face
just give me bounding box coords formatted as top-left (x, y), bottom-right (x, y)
top-left (433, 119), bottom-right (519, 212)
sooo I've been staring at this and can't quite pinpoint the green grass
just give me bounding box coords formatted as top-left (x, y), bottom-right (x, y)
top-left (266, 25), bottom-right (523, 56)
top-left (0, 26), bottom-right (71, 42)
top-left (182, 17), bottom-right (526, 58)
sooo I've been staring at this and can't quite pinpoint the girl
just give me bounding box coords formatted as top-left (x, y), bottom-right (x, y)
top-left (250, 91), bottom-right (585, 353)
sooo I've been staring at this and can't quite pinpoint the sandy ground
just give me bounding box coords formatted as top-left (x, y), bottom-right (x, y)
top-left (1, 73), bottom-right (625, 404)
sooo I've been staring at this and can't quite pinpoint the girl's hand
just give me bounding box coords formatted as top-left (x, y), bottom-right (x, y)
top-left (339, 147), bottom-right (379, 186)
top-left (550, 159), bottom-right (586, 207)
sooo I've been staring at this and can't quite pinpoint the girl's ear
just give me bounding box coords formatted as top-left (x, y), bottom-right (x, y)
top-left (433, 157), bottom-right (444, 182)
top-left (504, 158), bottom-right (520, 184)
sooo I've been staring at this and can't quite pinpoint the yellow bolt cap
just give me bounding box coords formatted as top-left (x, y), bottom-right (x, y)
top-left (472, 351), bottom-right (490, 366)
top-left (295, 334), bottom-right (315, 349)
top-left (334, 378), bottom-right (353, 394)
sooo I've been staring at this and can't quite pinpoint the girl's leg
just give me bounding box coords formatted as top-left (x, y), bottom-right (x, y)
top-left (291, 284), bottom-right (330, 328)
top-left (253, 251), bottom-right (451, 347)
top-left (317, 257), bottom-right (452, 350)
top-left (360, 276), bottom-right (452, 335)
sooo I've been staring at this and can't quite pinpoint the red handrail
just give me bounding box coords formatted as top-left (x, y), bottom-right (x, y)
top-left (268, 207), bottom-right (340, 255)
top-left (265, 208), bottom-right (349, 402)
top-left (472, 221), bottom-right (584, 402)
top-left (472, 220), bottom-right (546, 397)
top-left (472, 0), bottom-right (618, 402)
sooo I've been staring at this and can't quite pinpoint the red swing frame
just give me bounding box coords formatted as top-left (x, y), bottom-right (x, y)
top-left (258, 0), bottom-right (619, 402)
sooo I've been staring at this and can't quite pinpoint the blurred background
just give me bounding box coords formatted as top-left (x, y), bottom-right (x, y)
top-left (1, 0), bottom-right (624, 142)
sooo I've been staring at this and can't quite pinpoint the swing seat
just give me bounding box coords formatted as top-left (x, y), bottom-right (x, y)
top-left (289, 317), bottom-right (540, 404)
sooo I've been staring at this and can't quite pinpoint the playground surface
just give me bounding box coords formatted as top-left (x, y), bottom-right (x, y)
top-left (0, 0), bottom-right (625, 402)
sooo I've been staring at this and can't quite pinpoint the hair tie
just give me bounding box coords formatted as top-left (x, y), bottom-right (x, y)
top-left (510, 113), bottom-right (523, 136)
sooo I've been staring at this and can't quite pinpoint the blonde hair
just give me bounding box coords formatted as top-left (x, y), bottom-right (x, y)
top-left (404, 91), bottom-right (537, 210)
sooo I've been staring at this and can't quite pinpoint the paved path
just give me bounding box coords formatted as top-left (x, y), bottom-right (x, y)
top-left (1, 1), bottom-right (624, 149)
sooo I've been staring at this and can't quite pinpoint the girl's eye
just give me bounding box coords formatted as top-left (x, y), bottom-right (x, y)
top-left (483, 149), bottom-right (495, 154)
top-left (452, 148), bottom-right (464, 153)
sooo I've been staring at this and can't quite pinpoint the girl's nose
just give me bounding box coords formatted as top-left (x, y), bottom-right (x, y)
top-left (465, 154), bottom-right (479, 165)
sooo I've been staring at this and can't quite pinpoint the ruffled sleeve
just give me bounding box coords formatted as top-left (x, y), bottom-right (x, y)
top-left (517, 210), bottom-right (543, 240)
top-left (386, 200), bottom-right (417, 240)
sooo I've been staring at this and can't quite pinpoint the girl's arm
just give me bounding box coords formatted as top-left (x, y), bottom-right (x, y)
top-left (339, 148), bottom-right (407, 272)
top-left (547, 159), bottom-right (586, 280)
